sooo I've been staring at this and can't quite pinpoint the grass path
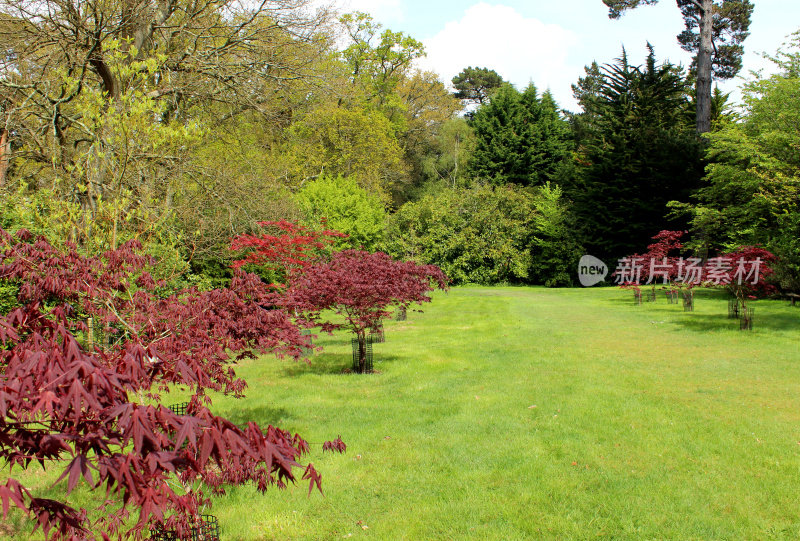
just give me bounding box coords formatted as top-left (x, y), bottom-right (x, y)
top-left (3, 286), bottom-right (800, 539)
top-left (204, 287), bottom-right (800, 540)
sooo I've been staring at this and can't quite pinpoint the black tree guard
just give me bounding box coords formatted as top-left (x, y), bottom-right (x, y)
top-left (351, 336), bottom-right (374, 373)
top-left (739, 307), bottom-right (754, 330)
top-left (150, 514), bottom-right (221, 541)
top-left (682, 290), bottom-right (694, 312)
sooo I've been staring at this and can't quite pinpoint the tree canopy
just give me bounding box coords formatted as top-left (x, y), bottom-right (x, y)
top-left (602, 0), bottom-right (753, 133)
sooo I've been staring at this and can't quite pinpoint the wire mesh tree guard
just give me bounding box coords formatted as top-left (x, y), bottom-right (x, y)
top-left (739, 307), bottom-right (754, 330)
top-left (300, 328), bottom-right (314, 357)
top-left (682, 289), bottom-right (694, 312)
top-left (351, 335), bottom-right (374, 373)
top-left (395, 305), bottom-right (407, 321)
top-left (150, 514), bottom-right (221, 541)
top-left (665, 289), bottom-right (679, 304)
top-left (728, 298), bottom-right (741, 319)
top-left (168, 402), bottom-right (190, 416)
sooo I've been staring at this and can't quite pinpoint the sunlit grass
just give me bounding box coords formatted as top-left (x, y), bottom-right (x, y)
top-left (3, 286), bottom-right (800, 539)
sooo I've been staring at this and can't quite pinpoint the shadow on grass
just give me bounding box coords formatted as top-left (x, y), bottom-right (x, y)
top-left (671, 310), bottom-right (800, 333)
top-left (221, 405), bottom-right (292, 427)
top-left (280, 351), bottom-right (404, 377)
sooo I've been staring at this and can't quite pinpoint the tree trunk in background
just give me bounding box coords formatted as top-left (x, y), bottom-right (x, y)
top-left (0, 128), bottom-right (9, 186)
top-left (696, 0), bottom-right (714, 134)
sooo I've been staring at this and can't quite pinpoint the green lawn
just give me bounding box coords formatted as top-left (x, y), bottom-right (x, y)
top-left (4, 286), bottom-right (800, 539)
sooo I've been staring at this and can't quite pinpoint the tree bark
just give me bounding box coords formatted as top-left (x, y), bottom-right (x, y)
top-left (695, 0), bottom-right (714, 134)
top-left (358, 333), bottom-right (366, 373)
top-left (0, 128), bottom-right (9, 186)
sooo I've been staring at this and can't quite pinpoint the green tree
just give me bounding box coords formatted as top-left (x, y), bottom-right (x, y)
top-left (0, 0), bottom-right (329, 261)
top-left (451, 66), bottom-right (505, 106)
top-left (571, 46), bottom-right (704, 263)
top-left (384, 184), bottom-right (536, 285)
top-left (420, 118), bottom-right (476, 190)
top-left (297, 174), bottom-right (386, 251)
top-left (602, 0), bottom-right (753, 133)
top-left (284, 105), bottom-right (407, 198)
top-left (529, 183), bottom-right (584, 287)
top-left (332, 13), bottom-right (460, 202)
top-left (468, 83), bottom-right (572, 186)
top-left (671, 32), bottom-right (800, 290)
top-left (339, 11), bottom-right (425, 109)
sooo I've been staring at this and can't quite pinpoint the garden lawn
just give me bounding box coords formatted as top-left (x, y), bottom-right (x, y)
top-left (4, 286), bottom-right (800, 540)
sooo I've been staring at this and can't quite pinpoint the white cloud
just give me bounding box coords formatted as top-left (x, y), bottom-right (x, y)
top-left (416, 3), bottom-right (582, 110)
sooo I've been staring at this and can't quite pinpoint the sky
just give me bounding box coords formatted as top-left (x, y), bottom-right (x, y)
top-left (330, 0), bottom-right (800, 112)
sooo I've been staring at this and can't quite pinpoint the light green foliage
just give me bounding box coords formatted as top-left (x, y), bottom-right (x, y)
top-left (384, 184), bottom-right (535, 284)
top-left (339, 11), bottom-right (426, 109)
top-left (674, 33), bottom-right (800, 289)
top-left (529, 183), bottom-right (584, 287)
top-left (385, 183), bottom-right (583, 285)
top-left (420, 118), bottom-right (476, 190)
top-left (0, 186), bottom-right (189, 288)
top-left (296, 175), bottom-right (386, 251)
top-left (0, 280), bottom-right (18, 316)
top-left (285, 105), bottom-right (406, 198)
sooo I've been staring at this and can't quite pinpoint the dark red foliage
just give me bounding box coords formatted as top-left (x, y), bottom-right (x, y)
top-left (714, 245), bottom-right (777, 300)
top-left (614, 231), bottom-right (778, 302)
top-left (322, 437), bottom-right (346, 454)
top-left (283, 250), bottom-right (448, 371)
top-left (0, 229), bottom-right (338, 540)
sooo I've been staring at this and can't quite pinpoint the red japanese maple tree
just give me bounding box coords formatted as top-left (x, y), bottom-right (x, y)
top-left (709, 245), bottom-right (777, 310)
top-left (229, 220), bottom-right (346, 287)
top-left (0, 229), bottom-right (343, 540)
top-left (283, 250), bottom-right (448, 373)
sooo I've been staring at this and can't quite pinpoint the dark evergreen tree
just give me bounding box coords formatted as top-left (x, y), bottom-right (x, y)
top-left (570, 46), bottom-right (704, 263)
top-left (468, 83), bottom-right (571, 187)
top-left (452, 66), bottom-right (505, 106)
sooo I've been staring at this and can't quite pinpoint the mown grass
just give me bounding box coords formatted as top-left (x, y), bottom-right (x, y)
top-left (3, 286), bottom-right (800, 540)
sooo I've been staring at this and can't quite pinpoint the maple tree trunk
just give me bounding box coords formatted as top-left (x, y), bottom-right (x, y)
top-left (358, 334), bottom-right (366, 373)
top-left (695, 0), bottom-right (714, 134)
top-left (0, 128), bottom-right (9, 186)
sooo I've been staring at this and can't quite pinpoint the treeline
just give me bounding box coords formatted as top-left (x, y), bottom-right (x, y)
top-left (0, 0), bottom-right (798, 291)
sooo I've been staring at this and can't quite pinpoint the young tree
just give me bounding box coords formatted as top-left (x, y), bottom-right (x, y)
top-left (602, 0), bottom-right (753, 133)
top-left (0, 228), bottom-right (343, 540)
top-left (284, 250), bottom-right (448, 373)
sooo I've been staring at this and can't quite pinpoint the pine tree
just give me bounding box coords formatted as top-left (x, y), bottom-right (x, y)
top-left (603, 0), bottom-right (753, 133)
